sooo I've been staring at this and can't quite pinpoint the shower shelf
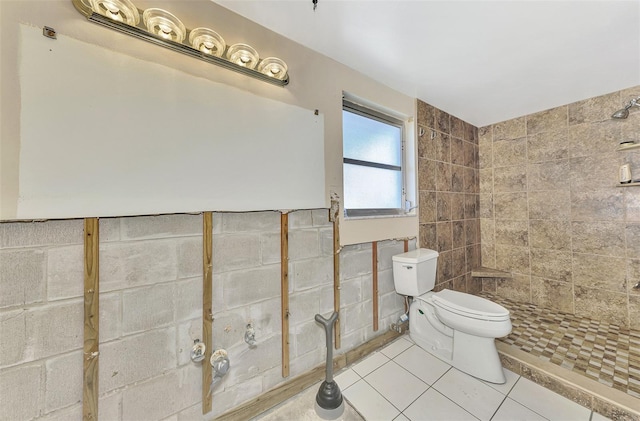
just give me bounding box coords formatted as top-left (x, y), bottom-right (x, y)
top-left (616, 143), bottom-right (640, 151)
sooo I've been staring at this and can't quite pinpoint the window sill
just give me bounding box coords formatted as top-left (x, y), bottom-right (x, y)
top-left (343, 211), bottom-right (417, 221)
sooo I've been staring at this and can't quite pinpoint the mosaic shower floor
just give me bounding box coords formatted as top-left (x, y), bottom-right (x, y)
top-left (480, 293), bottom-right (640, 400)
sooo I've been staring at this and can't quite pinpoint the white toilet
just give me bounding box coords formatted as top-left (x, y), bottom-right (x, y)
top-left (392, 248), bottom-right (512, 384)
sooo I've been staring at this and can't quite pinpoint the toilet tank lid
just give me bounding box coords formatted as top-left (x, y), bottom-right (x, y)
top-left (392, 248), bottom-right (439, 264)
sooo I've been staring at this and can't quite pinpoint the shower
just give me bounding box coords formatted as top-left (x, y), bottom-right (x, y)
top-left (612, 96), bottom-right (640, 119)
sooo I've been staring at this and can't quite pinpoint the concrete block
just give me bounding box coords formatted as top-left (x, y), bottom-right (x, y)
top-left (289, 289), bottom-right (321, 326)
top-left (380, 291), bottom-right (404, 318)
top-left (177, 319), bottom-right (200, 366)
top-left (45, 350), bottom-right (82, 412)
top-left (224, 334), bottom-right (281, 388)
top-left (288, 210), bottom-right (313, 228)
top-left (311, 209), bottom-right (331, 227)
top-left (0, 249), bottom-right (45, 308)
top-left (378, 240), bottom-right (404, 271)
top-left (39, 404), bottom-right (82, 421)
top-left (175, 277), bottom-right (202, 322)
top-left (339, 328), bottom-right (366, 353)
top-left (122, 365), bottom-right (200, 421)
top-left (291, 256), bottom-right (332, 291)
top-left (99, 391), bottom-right (122, 421)
top-left (260, 232), bottom-right (281, 265)
top-left (176, 404), bottom-right (201, 421)
top-left (0, 310), bottom-right (26, 367)
top-left (261, 365), bottom-right (286, 394)
top-left (27, 301), bottom-right (83, 360)
top-left (211, 311), bottom-right (246, 349)
top-left (343, 301), bottom-right (372, 334)
top-left (378, 269), bottom-right (395, 295)
top-left (47, 245), bottom-right (83, 301)
top-left (294, 319), bottom-right (324, 357)
top-left (318, 286), bottom-right (337, 315)
top-left (177, 238), bottom-right (203, 279)
top-left (99, 327), bottom-right (176, 393)
top-left (288, 230), bottom-right (319, 261)
top-left (319, 228), bottom-right (334, 256)
top-left (213, 273), bottom-right (224, 313)
top-left (340, 249), bottom-right (372, 280)
top-left (209, 376), bottom-right (263, 419)
top-left (244, 297), bottom-right (282, 339)
top-left (0, 219), bottom-right (82, 248)
top-left (100, 292), bottom-right (122, 342)
top-left (121, 214), bottom-right (201, 239)
top-left (100, 240), bottom-right (178, 292)
top-left (213, 233), bottom-right (261, 273)
top-left (289, 346), bottom-right (323, 377)
top-left (0, 364), bottom-right (42, 421)
top-left (122, 283), bottom-right (175, 334)
top-left (223, 265), bottom-right (280, 309)
top-left (220, 211), bottom-right (280, 233)
top-left (360, 274), bottom-right (374, 302)
top-left (99, 217), bottom-right (121, 242)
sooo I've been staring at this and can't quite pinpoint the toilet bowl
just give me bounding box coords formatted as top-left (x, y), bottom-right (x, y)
top-left (392, 249), bottom-right (512, 384)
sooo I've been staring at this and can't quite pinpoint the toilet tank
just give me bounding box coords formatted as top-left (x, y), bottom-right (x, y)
top-left (392, 248), bottom-right (439, 296)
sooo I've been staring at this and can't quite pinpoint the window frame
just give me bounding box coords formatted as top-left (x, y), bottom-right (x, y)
top-left (342, 98), bottom-right (407, 218)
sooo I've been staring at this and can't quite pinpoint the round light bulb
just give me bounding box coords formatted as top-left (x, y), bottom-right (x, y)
top-left (142, 8), bottom-right (186, 43)
top-left (226, 43), bottom-right (259, 69)
top-left (257, 57), bottom-right (288, 80)
top-left (189, 28), bottom-right (226, 57)
top-left (89, 0), bottom-right (140, 25)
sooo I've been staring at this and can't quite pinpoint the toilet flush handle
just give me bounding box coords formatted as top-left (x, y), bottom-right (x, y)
top-left (403, 265), bottom-right (413, 270)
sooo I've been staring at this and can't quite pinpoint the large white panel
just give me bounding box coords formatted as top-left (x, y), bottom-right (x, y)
top-left (16, 25), bottom-right (324, 219)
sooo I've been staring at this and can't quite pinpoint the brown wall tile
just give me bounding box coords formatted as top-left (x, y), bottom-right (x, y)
top-left (435, 109), bottom-right (451, 134)
top-left (529, 220), bottom-right (572, 251)
top-left (436, 192), bottom-right (452, 222)
top-left (494, 192), bottom-right (528, 220)
top-left (418, 158), bottom-right (436, 191)
top-left (569, 154), bottom-right (618, 191)
top-left (495, 244), bottom-right (530, 274)
top-left (494, 166), bottom-right (527, 193)
top-left (494, 117), bottom-right (526, 140)
top-left (530, 248), bottom-right (572, 282)
top-left (493, 138), bottom-right (527, 168)
top-left (464, 194), bottom-right (479, 219)
top-left (572, 253), bottom-right (626, 292)
top-left (527, 159), bottom-right (570, 191)
top-left (569, 92), bottom-right (620, 125)
top-left (495, 219), bottom-right (529, 247)
top-left (496, 273), bottom-right (531, 302)
top-left (418, 127), bottom-right (436, 158)
top-left (420, 223), bottom-right (437, 249)
top-left (436, 162), bottom-right (452, 191)
top-left (451, 193), bottom-right (465, 221)
top-left (528, 190), bottom-right (571, 220)
top-left (527, 129), bottom-right (569, 163)
top-left (419, 191), bottom-right (437, 223)
top-left (451, 137), bottom-right (465, 165)
top-left (568, 120), bottom-right (620, 158)
top-left (526, 106), bottom-right (568, 135)
top-left (436, 221), bottom-right (453, 252)
top-left (570, 190), bottom-right (624, 221)
top-left (531, 277), bottom-right (574, 313)
top-left (434, 132), bottom-right (451, 162)
top-left (575, 286), bottom-right (628, 326)
top-left (417, 100), bottom-right (435, 128)
top-left (572, 221), bottom-right (626, 256)
top-left (452, 165), bottom-right (465, 192)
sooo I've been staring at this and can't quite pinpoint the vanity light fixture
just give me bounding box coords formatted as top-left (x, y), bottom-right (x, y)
top-left (71, 0), bottom-right (289, 86)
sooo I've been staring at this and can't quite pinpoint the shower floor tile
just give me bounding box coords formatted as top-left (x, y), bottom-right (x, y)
top-left (480, 292), bottom-right (640, 400)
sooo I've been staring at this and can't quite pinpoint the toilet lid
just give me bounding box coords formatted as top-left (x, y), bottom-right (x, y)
top-left (432, 289), bottom-right (510, 320)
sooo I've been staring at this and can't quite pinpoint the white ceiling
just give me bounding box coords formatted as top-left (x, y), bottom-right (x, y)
top-left (214, 0), bottom-right (640, 127)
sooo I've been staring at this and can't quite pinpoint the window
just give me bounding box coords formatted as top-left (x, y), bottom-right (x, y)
top-left (343, 98), bottom-right (406, 218)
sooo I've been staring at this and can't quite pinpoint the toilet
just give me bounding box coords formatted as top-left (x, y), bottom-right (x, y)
top-left (392, 248), bottom-right (512, 384)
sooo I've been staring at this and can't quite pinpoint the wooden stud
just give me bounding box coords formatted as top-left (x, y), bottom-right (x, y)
top-left (281, 212), bottom-right (290, 378)
top-left (332, 213), bottom-right (341, 349)
top-left (404, 239), bottom-right (409, 253)
top-left (372, 241), bottom-right (379, 332)
top-left (202, 212), bottom-right (213, 414)
top-left (83, 218), bottom-right (99, 421)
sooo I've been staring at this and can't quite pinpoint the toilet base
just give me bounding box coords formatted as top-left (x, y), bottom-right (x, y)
top-left (409, 298), bottom-right (506, 384)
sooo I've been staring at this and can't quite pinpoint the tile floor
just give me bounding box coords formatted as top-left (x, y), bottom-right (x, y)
top-left (334, 336), bottom-right (611, 421)
top-left (480, 292), bottom-right (640, 399)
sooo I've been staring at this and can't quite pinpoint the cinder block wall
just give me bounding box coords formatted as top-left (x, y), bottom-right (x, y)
top-left (0, 210), bottom-right (414, 420)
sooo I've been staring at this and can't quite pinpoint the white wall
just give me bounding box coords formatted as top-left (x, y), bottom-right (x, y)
top-left (0, 0), bottom-right (418, 245)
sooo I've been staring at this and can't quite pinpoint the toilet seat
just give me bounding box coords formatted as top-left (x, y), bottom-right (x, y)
top-left (431, 289), bottom-right (510, 321)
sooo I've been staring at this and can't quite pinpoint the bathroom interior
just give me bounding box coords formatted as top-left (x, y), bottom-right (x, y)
top-left (1, 0), bottom-right (639, 420)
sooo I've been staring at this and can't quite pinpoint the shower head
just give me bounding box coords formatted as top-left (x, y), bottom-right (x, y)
top-left (612, 97), bottom-right (640, 119)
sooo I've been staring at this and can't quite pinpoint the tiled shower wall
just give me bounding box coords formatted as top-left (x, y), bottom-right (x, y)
top-left (479, 85), bottom-right (640, 330)
top-left (0, 211), bottom-right (413, 420)
top-left (417, 100), bottom-right (482, 293)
